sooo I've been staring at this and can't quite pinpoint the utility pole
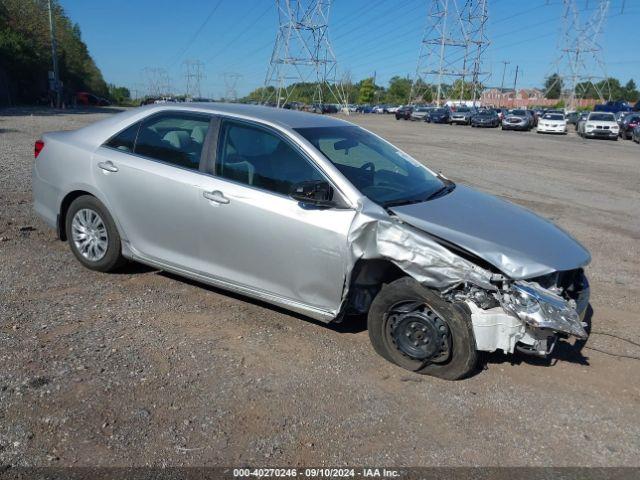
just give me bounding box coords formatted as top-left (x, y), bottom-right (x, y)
top-left (411, 0), bottom-right (489, 107)
top-left (498, 60), bottom-right (510, 108)
top-left (263, 0), bottom-right (347, 109)
top-left (47, 0), bottom-right (61, 108)
top-left (512, 65), bottom-right (519, 108)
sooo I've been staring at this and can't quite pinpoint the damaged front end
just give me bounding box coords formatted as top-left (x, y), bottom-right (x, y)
top-left (345, 197), bottom-right (591, 358)
top-left (453, 272), bottom-right (589, 357)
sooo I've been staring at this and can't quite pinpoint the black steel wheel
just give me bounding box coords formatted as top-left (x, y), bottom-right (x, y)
top-left (368, 277), bottom-right (478, 380)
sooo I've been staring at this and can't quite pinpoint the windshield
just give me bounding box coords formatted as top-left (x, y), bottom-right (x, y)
top-left (510, 110), bottom-right (527, 116)
top-left (295, 126), bottom-right (446, 207)
top-left (432, 108), bottom-right (448, 114)
top-left (477, 110), bottom-right (494, 116)
top-left (456, 107), bottom-right (471, 112)
top-left (589, 113), bottom-right (615, 121)
top-left (543, 114), bottom-right (564, 120)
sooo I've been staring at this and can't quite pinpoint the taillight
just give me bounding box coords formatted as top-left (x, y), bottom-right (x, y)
top-left (34, 140), bottom-right (44, 158)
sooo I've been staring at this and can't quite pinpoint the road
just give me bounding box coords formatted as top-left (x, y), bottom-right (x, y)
top-left (1, 108), bottom-right (639, 467)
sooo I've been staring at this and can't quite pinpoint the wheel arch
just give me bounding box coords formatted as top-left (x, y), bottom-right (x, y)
top-left (343, 258), bottom-right (407, 316)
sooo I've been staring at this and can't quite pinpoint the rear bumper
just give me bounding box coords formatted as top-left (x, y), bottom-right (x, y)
top-left (32, 165), bottom-right (60, 230)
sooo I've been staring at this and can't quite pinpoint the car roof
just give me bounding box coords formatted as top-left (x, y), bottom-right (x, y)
top-left (150, 102), bottom-right (349, 129)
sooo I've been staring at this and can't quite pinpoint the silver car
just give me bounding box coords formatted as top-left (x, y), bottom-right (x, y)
top-left (33, 104), bottom-right (591, 380)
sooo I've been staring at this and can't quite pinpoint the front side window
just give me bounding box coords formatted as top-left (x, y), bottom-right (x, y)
top-left (296, 126), bottom-right (445, 207)
top-left (216, 121), bottom-right (323, 195)
top-left (134, 113), bottom-right (210, 170)
top-left (104, 122), bottom-right (140, 152)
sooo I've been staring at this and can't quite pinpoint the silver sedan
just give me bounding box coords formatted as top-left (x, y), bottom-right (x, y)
top-left (33, 103), bottom-right (591, 380)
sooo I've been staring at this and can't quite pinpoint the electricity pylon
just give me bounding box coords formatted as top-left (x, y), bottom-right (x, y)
top-left (263, 0), bottom-right (347, 108)
top-left (546, 0), bottom-right (611, 110)
top-left (411, 0), bottom-right (489, 106)
top-left (223, 72), bottom-right (243, 102)
top-left (183, 59), bottom-right (205, 100)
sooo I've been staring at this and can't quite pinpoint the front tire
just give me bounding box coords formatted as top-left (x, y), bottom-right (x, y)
top-left (65, 195), bottom-right (126, 272)
top-left (367, 277), bottom-right (478, 380)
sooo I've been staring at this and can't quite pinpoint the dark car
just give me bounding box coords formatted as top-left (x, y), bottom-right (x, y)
top-left (619, 113), bottom-right (640, 139)
top-left (502, 109), bottom-right (534, 131)
top-left (395, 105), bottom-right (413, 120)
top-left (356, 105), bottom-right (373, 114)
top-left (470, 109), bottom-right (500, 127)
top-left (566, 111), bottom-right (581, 126)
top-left (632, 125), bottom-right (640, 143)
top-left (311, 103), bottom-right (338, 114)
top-left (428, 107), bottom-right (451, 124)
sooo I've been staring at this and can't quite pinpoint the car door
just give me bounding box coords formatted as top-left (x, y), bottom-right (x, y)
top-left (195, 118), bottom-right (356, 315)
top-left (93, 111), bottom-right (213, 272)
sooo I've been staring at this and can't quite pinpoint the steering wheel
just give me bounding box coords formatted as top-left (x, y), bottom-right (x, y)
top-left (360, 162), bottom-right (375, 173)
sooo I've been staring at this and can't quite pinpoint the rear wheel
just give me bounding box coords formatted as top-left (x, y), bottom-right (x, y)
top-left (368, 277), bottom-right (478, 380)
top-left (65, 195), bottom-right (126, 272)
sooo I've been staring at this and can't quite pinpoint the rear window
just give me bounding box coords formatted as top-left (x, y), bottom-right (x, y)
top-left (543, 114), bottom-right (564, 120)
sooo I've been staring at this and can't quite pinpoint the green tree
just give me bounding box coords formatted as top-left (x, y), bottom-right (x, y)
top-left (358, 78), bottom-right (375, 104)
top-left (108, 84), bottom-right (131, 105)
top-left (0, 0), bottom-right (108, 105)
top-left (623, 79), bottom-right (638, 102)
top-left (448, 79), bottom-right (483, 101)
top-left (544, 73), bottom-right (563, 99)
top-left (384, 76), bottom-right (412, 104)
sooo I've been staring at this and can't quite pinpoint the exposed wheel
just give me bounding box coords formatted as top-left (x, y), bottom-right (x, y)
top-left (65, 195), bottom-right (126, 272)
top-left (367, 277), bottom-right (478, 380)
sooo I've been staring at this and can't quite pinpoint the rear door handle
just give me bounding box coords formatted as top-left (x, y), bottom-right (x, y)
top-left (98, 161), bottom-right (119, 173)
top-left (203, 190), bottom-right (230, 204)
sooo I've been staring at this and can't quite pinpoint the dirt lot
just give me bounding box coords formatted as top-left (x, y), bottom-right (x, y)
top-left (1, 108), bottom-right (639, 467)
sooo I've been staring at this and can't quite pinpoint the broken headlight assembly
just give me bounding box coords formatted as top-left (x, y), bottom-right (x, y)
top-left (502, 282), bottom-right (588, 339)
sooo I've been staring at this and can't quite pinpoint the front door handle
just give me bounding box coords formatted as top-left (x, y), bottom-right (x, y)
top-left (98, 161), bottom-right (119, 173)
top-left (203, 190), bottom-right (230, 204)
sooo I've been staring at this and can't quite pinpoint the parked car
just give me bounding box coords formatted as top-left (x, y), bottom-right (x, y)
top-left (356, 105), bottom-right (374, 114)
top-left (565, 111), bottom-right (580, 126)
top-left (470, 109), bottom-right (500, 128)
top-left (395, 105), bottom-right (413, 120)
top-left (372, 105), bottom-right (387, 114)
top-left (618, 113), bottom-right (640, 140)
top-left (575, 112), bottom-right (590, 132)
top-left (76, 91), bottom-right (109, 106)
top-left (536, 113), bottom-right (567, 135)
top-left (410, 106), bottom-right (431, 121)
top-left (311, 103), bottom-right (338, 114)
top-left (577, 111), bottom-right (619, 140)
top-left (494, 108), bottom-right (507, 122)
top-left (387, 106), bottom-right (400, 114)
top-left (449, 106), bottom-right (475, 125)
top-left (632, 124), bottom-right (640, 143)
top-left (32, 103), bottom-right (591, 380)
top-left (502, 109), bottom-right (534, 131)
top-left (427, 107), bottom-right (450, 124)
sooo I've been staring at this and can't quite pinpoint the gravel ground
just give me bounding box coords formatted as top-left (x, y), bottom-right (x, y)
top-left (1, 107), bottom-right (639, 467)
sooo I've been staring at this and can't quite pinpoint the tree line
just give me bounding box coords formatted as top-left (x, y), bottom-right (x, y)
top-left (244, 74), bottom-right (638, 106)
top-left (0, 0), bottom-right (131, 106)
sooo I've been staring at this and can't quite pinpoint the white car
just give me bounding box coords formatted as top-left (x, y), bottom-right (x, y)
top-left (577, 112), bottom-right (619, 140)
top-left (537, 113), bottom-right (567, 134)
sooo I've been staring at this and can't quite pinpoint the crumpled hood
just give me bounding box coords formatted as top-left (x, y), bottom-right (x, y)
top-left (389, 185), bottom-right (591, 279)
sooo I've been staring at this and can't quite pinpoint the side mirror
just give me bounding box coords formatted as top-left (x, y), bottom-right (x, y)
top-left (289, 180), bottom-right (335, 207)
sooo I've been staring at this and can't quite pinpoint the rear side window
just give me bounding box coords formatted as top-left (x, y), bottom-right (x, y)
top-left (134, 113), bottom-right (210, 170)
top-left (104, 122), bottom-right (140, 152)
top-left (216, 120), bottom-right (323, 195)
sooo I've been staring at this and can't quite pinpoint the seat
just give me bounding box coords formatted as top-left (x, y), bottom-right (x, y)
top-left (163, 130), bottom-right (192, 149)
top-left (190, 125), bottom-right (208, 144)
